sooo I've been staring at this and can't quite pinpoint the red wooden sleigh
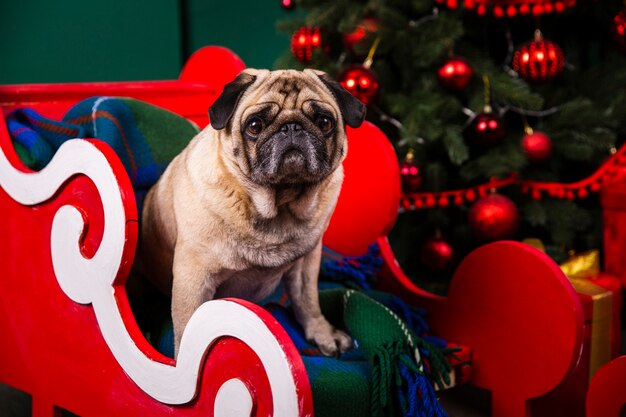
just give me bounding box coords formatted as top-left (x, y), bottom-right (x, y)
top-left (0, 46), bottom-right (595, 417)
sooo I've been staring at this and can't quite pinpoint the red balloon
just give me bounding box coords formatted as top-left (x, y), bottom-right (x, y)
top-left (438, 57), bottom-right (473, 91)
top-left (421, 237), bottom-right (456, 272)
top-left (337, 64), bottom-right (380, 106)
top-left (468, 194), bottom-right (519, 242)
top-left (465, 112), bottom-right (505, 147)
top-left (522, 131), bottom-right (552, 163)
top-left (513, 33), bottom-right (564, 83)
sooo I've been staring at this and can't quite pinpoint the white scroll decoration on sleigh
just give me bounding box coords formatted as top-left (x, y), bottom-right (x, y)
top-left (0, 139), bottom-right (301, 416)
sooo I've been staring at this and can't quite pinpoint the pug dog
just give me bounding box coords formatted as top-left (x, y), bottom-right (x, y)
top-left (139, 68), bottom-right (366, 357)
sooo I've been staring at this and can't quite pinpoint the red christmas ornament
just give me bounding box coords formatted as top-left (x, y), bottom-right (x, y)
top-left (291, 27), bottom-right (321, 63)
top-left (438, 57), bottom-right (473, 91)
top-left (343, 17), bottom-right (379, 50)
top-left (522, 131), bottom-right (552, 163)
top-left (465, 111), bottom-right (505, 147)
top-left (513, 31), bottom-right (565, 83)
top-left (281, 0), bottom-right (295, 10)
top-left (420, 236), bottom-right (456, 272)
top-left (611, 10), bottom-right (626, 52)
top-left (468, 194), bottom-right (520, 242)
top-left (338, 64), bottom-right (380, 106)
top-left (400, 150), bottom-right (422, 193)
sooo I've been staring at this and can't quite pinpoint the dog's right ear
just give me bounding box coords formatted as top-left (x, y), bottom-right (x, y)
top-left (209, 71), bottom-right (257, 130)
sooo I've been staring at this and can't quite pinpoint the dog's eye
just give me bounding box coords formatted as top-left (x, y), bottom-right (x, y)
top-left (245, 117), bottom-right (264, 136)
top-left (316, 115), bottom-right (335, 134)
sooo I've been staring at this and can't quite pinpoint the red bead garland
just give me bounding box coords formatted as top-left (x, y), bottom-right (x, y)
top-left (399, 139), bottom-right (626, 209)
top-left (435, 0), bottom-right (574, 17)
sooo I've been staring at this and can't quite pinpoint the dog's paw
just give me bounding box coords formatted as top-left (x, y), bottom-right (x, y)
top-left (305, 317), bottom-right (352, 357)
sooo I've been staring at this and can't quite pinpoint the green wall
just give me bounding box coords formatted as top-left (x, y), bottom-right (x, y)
top-left (187, 1), bottom-right (292, 71)
top-left (0, 0), bottom-right (291, 84)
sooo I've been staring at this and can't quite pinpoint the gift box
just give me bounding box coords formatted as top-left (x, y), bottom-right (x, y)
top-left (532, 250), bottom-right (622, 417)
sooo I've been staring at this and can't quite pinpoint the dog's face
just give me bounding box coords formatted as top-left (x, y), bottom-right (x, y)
top-left (209, 69), bottom-right (366, 186)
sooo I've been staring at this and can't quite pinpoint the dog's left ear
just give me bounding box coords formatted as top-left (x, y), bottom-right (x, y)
top-left (313, 71), bottom-right (367, 128)
top-left (209, 71), bottom-right (257, 130)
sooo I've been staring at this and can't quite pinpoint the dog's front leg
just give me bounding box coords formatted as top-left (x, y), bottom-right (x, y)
top-left (171, 245), bottom-right (219, 358)
top-left (285, 241), bottom-right (352, 356)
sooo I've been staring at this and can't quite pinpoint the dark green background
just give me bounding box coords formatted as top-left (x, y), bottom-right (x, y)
top-left (0, 0), bottom-right (291, 84)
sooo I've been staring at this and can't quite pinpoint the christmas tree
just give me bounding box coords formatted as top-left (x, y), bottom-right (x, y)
top-left (276, 0), bottom-right (626, 293)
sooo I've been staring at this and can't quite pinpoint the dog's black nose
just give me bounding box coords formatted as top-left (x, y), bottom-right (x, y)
top-left (280, 123), bottom-right (303, 132)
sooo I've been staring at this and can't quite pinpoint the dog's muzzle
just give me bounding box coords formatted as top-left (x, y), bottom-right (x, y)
top-left (254, 122), bottom-right (330, 184)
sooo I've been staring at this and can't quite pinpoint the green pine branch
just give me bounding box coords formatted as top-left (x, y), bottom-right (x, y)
top-left (276, 0), bottom-right (626, 283)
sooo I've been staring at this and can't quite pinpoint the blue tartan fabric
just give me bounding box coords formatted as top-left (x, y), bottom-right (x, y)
top-left (6, 97), bottom-right (199, 214)
top-left (260, 245), bottom-right (450, 417)
top-left (265, 282), bottom-right (451, 417)
top-left (320, 244), bottom-right (383, 290)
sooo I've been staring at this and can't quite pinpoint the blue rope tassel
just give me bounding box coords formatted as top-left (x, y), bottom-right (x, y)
top-left (320, 243), bottom-right (383, 290)
top-left (398, 356), bottom-right (448, 417)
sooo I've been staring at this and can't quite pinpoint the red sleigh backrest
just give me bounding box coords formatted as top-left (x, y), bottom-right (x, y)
top-left (0, 46), bottom-right (246, 127)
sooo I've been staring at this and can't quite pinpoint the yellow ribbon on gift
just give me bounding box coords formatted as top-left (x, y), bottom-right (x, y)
top-left (562, 250), bottom-right (612, 380)
top-left (523, 241), bottom-right (613, 380)
top-left (560, 249), bottom-right (600, 279)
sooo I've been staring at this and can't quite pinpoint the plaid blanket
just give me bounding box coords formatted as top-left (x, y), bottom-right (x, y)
top-left (8, 98), bottom-right (450, 417)
top-left (267, 248), bottom-right (452, 417)
top-left (7, 97), bottom-right (199, 214)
